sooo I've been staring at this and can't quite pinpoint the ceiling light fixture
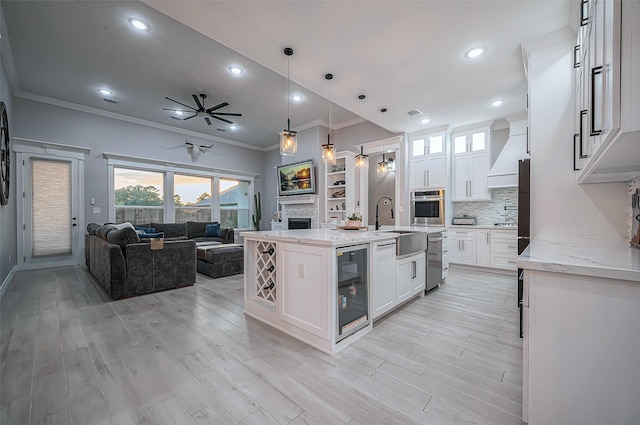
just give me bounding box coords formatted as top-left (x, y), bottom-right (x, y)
top-left (377, 108), bottom-right (389, 176)
top-left (291, 94), bottom-right (302, 102)
top-left (280, 47), bottom-right (297, 156)
top-left (229, 66), bottom-right (243, 75)
top-left (322, 73), bottom-right (336, 165)
top-left (229, 124), bottom-right (238, 130)
top-left (465, 46), bottom-right (486, 58)
top-left (355, 95), bottom-right (368, 169)
top-left (98, 88), bottom-right (112, 96)
top-left (421, 118), bottom-right (431, 124)
top-left (128, 18), bottom-right (149, 31)
top-left (491, 99), bottom-right (504, 107)
top-left (175, 110), bottom-right (184, 116)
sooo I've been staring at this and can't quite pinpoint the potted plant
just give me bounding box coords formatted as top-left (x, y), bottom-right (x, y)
top-left (346, 212), bottom-right (362, 228)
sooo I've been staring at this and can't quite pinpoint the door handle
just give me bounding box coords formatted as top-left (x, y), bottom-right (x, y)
top-left (412, 261), bottom-right (416, 279)
top-left (426, 170), bottom-right (430, 186)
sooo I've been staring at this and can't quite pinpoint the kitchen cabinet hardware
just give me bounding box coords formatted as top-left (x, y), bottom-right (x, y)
top-left (590, 66), bottom-right (603, 136)
top-left (574, 45), bottom-right (581, 68)
top-left (579, 110), bottom-right (589, 159)
top-left (573, 133), bottom-right (581, 171)
top-left (580, 0), bottom-right (589, 26)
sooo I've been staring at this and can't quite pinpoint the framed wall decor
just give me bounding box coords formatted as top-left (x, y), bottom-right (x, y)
top-left (0, 101), bottom-right (10, 205)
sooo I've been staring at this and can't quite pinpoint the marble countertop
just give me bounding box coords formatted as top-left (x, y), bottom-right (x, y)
top-left (375, 225), bottom-right (447, 234)
top-left (449, 224), bottom-right (518, 230)
top-left (518, 235), bottom-right (640, 282)
top-left (240, 228), bottom-right (399, 246)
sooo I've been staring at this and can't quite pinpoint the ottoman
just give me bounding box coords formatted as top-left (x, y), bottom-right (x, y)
top-left (196, 243), bottom-right (244, 278)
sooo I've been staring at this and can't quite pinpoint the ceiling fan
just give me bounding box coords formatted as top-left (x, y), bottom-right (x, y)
top-left (164, 94), bottom-right (242, 126)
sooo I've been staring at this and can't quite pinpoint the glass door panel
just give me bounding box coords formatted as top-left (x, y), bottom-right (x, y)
top-left (336, 244), bottom-right (369, 341)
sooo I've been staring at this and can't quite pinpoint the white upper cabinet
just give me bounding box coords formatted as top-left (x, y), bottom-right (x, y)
top-left (574, 0), bottom-right (640, 182)
top-left (451, 126), bottom-right (491, 201)
top-left (410, 131), bottom-right (446, 190)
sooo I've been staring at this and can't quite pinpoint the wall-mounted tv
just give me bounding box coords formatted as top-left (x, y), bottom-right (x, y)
top-left (277, 159), bottom-right (316, 196)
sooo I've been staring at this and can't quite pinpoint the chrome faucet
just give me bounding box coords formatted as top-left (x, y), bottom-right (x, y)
top-left (375, 197), bottom-right (395, 230)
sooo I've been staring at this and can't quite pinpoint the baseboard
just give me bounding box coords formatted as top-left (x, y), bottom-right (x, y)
top-left (0, 265), bottom-right (17, 308)
top-left (449, 263), bottom-right (517, 276)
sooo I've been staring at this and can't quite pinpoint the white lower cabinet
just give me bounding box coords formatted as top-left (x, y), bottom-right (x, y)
top-left (395, 252), bottom-right (426, 304)
top-left (372, 241), bottom-right (397, 319)
top-left (449, 228), bottom-right (517, 270)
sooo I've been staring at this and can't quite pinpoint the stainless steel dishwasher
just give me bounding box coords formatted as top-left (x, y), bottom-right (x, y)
top-left (426, 232), bottom-right (443, 291)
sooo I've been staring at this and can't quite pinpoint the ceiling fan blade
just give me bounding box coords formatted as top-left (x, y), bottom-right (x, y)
top-left (182, 114), bottom-right (197, 121)
top-left (165, 97), bottom-right (197, 111)
top-left (212, 115), bottom-right (234, 124)
top-left (206, 102), bottom-right (229, 113)
top-left (204, 117), bottom-right (212, 126)
top-left (192, 94), bottom-right (204, 111)
top-left (211, 112), bottom-right (242, 117)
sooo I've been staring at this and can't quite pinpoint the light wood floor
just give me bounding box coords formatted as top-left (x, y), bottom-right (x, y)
top-left (1, 265), bottom-right (525, 425)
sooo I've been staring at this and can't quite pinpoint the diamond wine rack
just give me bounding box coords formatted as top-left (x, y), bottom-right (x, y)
top-left (256, 241), bottom-right (277, 303)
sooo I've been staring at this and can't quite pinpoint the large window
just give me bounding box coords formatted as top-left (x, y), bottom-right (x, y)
top-left (219, 179), bottom-right (250, 228)
top-left (114, 168), bottom-right (164, 224)
top-left (174, 174), bottom-right (212, 223)
top-left (110, 163), bottom-right (254, 228)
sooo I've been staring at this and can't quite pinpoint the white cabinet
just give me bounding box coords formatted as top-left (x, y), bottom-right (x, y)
top-left (449, 229), bottom-right (477, 265)
top-left (575, 0), bottom-right (640, 183)
top-left (409, 131), bottom-right (446, 190)
top-left (325, 152), bottom-right (355, 222)
top-left (371, 241), bottom-right (397, 319)
top-left (490, 229), bottom-right (518, 270)
top-left (451, 127), bottom-right (491, 201)
top-left (476, 230), bottom-right (492, 267)
top-left (395, 252), bottom-right (425, 304)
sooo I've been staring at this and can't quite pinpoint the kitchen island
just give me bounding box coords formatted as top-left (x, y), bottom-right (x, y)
top-left (240, 227), bottom-right (445, 354)
top-left (518, 235), bottom-right (640, 424)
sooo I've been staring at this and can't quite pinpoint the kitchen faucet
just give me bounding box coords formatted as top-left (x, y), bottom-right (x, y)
top-left (375, 197), bottom-right (394, 230)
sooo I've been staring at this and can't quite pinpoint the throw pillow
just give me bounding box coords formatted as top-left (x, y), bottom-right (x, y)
top-left (134, 226), bottom-right (156, 234)
top-left (205, 223), bottom-right (220, 237)
top-left (112, 222), bottom-right (135, 230)
top-left (138, 232), bottom-right (164, 239)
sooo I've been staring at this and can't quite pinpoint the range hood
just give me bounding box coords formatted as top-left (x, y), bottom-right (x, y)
top-left (487, 119), bottom-right (530, 188)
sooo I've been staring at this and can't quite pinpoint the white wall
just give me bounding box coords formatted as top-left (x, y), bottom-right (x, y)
top-left (12, 98), bottom-right (268, 228)
top-left (529, 40), bottom-right (628, 239)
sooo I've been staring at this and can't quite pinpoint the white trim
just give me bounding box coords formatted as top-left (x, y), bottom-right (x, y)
top-left (408, 124), bottom-right (450, 139)
top-left (103, 152), bottom-right (257, 179)
top-left (451, 120), bottom-right (494, 135)
top-left (356, 135), bottom-right (403, 155)
top-left (0, 265), bottom-right (17, 308)
top-left (277, 194), bottom-right (319, 205)
top-left (15, 91), bottom-right (266, 151)
top-left (13, 137), bottom-right (91, 158)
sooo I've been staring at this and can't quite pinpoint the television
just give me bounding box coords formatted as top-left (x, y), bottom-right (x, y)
top-left (277, 159), bottom-right (316, 196)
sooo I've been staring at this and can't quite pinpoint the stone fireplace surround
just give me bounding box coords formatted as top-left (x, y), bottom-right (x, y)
top-left (277, 195), bottom-right (319, 229)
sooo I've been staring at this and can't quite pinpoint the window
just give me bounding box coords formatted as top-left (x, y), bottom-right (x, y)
top-left (219, 179), bottom-right (250, 228)
top-left (174, 174), bottom-right (213, 223)
top-left (114, 168), bottom-right (164, 224)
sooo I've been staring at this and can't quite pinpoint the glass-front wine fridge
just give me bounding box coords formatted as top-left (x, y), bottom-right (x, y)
top-left (336, 244), bottom-right (369, 342)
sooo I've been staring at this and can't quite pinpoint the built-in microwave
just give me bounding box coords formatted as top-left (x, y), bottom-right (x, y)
top-left (411, 189), bottom-right (445, 226)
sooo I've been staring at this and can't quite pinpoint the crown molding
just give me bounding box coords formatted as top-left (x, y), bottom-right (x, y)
top-left (14, 91), bottom-right (267, 152)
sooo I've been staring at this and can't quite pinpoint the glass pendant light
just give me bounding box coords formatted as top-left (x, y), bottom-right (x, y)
top-left (321, 73), bottom-right (336, 165)
top-left (354, 94), bottom-right (369, 168)
top-left (280, 47), bottom-right (297, 156)
top-left (377, 108), bottom-right (389, 176)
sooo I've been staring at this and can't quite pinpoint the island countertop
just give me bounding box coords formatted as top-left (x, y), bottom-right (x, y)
top-left (517, 235), bottom-right (640, 282)
top-left (240, 228), bottom-right (399, 246)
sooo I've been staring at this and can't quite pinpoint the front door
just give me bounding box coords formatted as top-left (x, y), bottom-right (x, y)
top-left (20, 155), bottom-right (81, 269)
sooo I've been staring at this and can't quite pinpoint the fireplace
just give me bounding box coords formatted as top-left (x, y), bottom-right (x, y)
top-left (288, 218), bottom-right (312, 230)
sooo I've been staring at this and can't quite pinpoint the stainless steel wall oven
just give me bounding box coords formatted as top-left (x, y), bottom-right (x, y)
top-left (411, 189), bottom-right (445, 226)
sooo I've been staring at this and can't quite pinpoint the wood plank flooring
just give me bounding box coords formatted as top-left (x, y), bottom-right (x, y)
top-left (1, 265), bottom-right (525, 425)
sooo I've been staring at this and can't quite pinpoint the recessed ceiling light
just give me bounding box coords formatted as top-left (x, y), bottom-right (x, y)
top-left (421, 118), bottom-right (430, 124)
top-left (129, 18), bottom-right (149, 31)
top-left (491, 99), bottom-right (504, 107)
top-left (98, 88), bottom-right (112, 96)
top-left (291, 94), bottom-right (302, 102)
top-left (229, 66), bottom-right (243, 75)
top-left (229, 124), bottom-right (238, 130)
top-left (465, 47), bottom-right (486, 58)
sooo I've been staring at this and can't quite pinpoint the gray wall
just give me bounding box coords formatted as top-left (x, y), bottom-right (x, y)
top-left (333, 119), bottom-right (395, 152)
top-left (0, 41), bottom-right (17, 291)
top-left (12, 97), bottom-right (268, 229)
top-left (367, 152), bottom-right (396, 226)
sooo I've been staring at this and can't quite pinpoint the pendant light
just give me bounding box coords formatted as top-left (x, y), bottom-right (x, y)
top-left (280, 47), bottom-right (297, 156)
top-left (354, 94), bottom-right (369, 168)
top-left (377, 108), bottom-right (389, 176)
top-left (321, 73), bottom-right (336, 165)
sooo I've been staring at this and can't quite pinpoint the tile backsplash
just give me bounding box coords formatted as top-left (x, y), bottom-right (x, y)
top-left (452, 188), bottom-right (518, 225)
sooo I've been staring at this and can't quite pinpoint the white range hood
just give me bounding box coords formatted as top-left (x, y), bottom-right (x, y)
top-left (487, 119), bottom-right (530, 188)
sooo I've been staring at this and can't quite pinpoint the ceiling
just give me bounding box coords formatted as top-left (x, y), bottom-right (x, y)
top-left (2, 1), bottom-right (571, 151)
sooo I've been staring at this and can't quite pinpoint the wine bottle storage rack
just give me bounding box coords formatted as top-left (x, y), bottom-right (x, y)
top-left (256, 241), bottom-right (277, 303)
